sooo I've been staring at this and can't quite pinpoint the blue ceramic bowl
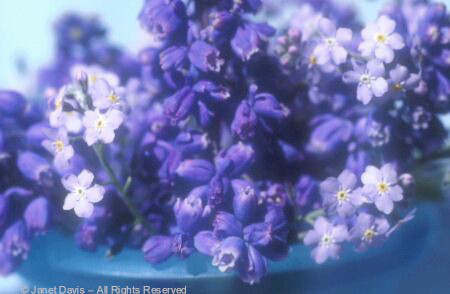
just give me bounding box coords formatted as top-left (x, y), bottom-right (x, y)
top-left (15, 202), bottom-right (450, 294)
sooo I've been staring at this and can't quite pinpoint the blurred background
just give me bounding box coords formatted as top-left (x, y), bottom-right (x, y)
top-left (0, 0), bottom-right (389, 92)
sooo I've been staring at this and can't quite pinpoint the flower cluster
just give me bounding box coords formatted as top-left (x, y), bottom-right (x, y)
top-left (0, 0), bottom-right (449, 285)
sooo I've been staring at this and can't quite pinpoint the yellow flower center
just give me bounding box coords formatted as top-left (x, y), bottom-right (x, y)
top-left (53, 140), bottom-right (65, 152)
top-left (363, 228), bottom-right (376, 241)
top-left (393, 83), bottom-right (403, 91)
top-left (309, 55), bottom-right (317, 65)
top-left (336, 189), bottom-right (349, 203)
top-left (378, 182), bottom-right (389, 194)
top-left (55, 98), bottom-right (63, 110)
top-left (108, 92), bottom-right (119, 104)
top-left (375, 33), bottom-right (387, 43)
top-left (90, 74), bottom-right (98, 84)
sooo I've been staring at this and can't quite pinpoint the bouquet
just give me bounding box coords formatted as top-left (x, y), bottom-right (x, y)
top-left (0, 0), bottom-right (449, 285)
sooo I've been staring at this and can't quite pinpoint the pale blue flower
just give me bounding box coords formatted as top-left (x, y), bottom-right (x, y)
top-left (358, 15), bottom-right (405, 63)
top-left (320, 169), bottom-right (364, 217)
top-left (62, 169), bottom-right (105, 218)
top-left (343, 59), bottom-right (388, 104)
top-left (361, 164), bottom-right (403, 214)
top-left (313, 17), bottom-right (352, 66)
top-left (304, 217), bottom-right (348, 264)
top-left (42, 128), bottom-right (74, 170)
top-left (83, 108), bottom-right (124, 146)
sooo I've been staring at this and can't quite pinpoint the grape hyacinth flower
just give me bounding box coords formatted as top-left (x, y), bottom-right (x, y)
top-left (313, 17), bottom-right (352, 66)
top-left (320, 170), bottom-right (364, 217)
top-left (62, 169), bottom-right (105, 217)
top-left (304, 217), bottom-right (349, 264)
top-left (359, 15), bottom-right (405, 63)
top-left (361, 164), bottom-right (403, 214)
top-left (42, 128), bottom-right (74, 170)
top-left (343, 60), bottom-right (388, 104)
top-left (83, 108), bottom-right (124, 146)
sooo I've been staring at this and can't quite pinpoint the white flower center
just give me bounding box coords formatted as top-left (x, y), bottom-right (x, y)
top-left (360, 74), bottom-right (373, 85)
top-left (95, 115), bottom-right (107, 131)
top-left (335, 189), bottom-right (350, 205)
top-left (320, 233), bottom-right (334, 247)
top-left (76, 187), bottom-right (86, 199)
top-left (325, 37), bottom-right (337, 47)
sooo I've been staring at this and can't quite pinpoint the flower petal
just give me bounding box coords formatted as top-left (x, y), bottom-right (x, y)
top-left (375, 44), bottom-right (394, 63)
top-left (387, 33), bottom-right (405, 50)
top-left (372, 78), bottom-right (388, 97)
top-left (63, 192), bottom-right (78, 210)
top-left (377, 15), bottom-right (396, 34)
top-left (78, 169), bottom-right (94, 188)
top-left (357, 84), bottom-right (373, 104)
top-left (85, 184), bottom-right (105, 203)
top-left (74, 198), bottom-right (94, 218)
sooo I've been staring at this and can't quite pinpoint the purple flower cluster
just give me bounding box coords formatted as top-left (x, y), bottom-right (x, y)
top-left (0, 0), bottom-right (449, 284)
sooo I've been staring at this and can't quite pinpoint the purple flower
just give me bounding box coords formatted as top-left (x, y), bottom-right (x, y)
top-left (138, 0), bottom-right (187, 44)
top-left (350, 212), bottom-right (390, 251)
top-left (320, 170), bottom-right (364, 217)
top-left (188, 41), bottom-right (224, 73)
top-left (361, 164), bottom-right (403, 214)
top-left (159, 46), bottom-right (188, 71)
top-left (42, 128), bottom-right (74, 170)
top-left (343, 60), bottom-right (388, 104)
top-left (388, 64), bottom-right (420, 98)
top-left (175, 159), bottom-right (215, 184)
top-left (239, 245), bottom-right (267, 285)
top-left (24, 197), bottom-right (50, 235)
top-left (1, 221), bottom-right (30, 261)
top-left (304, 217), bottom-right (348, 264)
top-left (17, 152), bottom-right (54, 187)
top-left (194, 230), bottom-right (220, 256)
top-left (83, 108), bottom-right (124, 146)
top-left (359, 15), bottom-right (405, 63)
top-left (231, 23), bottom-right (275, 61)
top-left (171, 233), bottom-right (194, 259)
top-left (212, 236), bottom-right (246, 272)
top-left (215, 142), bottom-right (255, 177)
top-left (251, 92), bottom-right (290, 121)
top-left (307, 115), bottom-right (353, 155)
top-left (163, 87), bottom-right (197, 123)
top-left (62, 169), bottom-right (105, 218)
top-left (0, 90), bottom-right (26, 117)
top-left (213, 211), bottom-right (243, 239)
top-left (173, 188), bottom-right (206, 233)
top-left (207, 174), bottom-right (230, 207)
top-left (313, 17), bottom-right (352, 65)
top-left (193, 80), bottom-right (230, 102)
top-left (295, 175), bottom-right (320, 210)
top-left (231, 100), bottom-right (258, 140)
top-left (232, 179), bottom-right (258, 224)
top-left (142, 235), bottom-right (173, 263)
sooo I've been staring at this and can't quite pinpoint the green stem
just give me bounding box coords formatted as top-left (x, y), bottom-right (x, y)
top-left (93, 143), bottom-right (153, 230)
